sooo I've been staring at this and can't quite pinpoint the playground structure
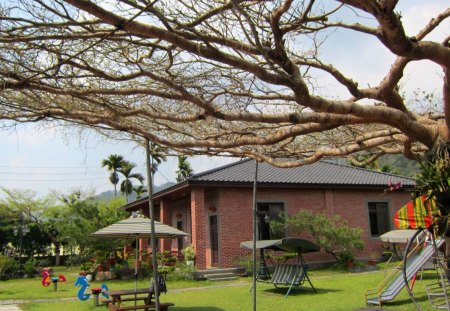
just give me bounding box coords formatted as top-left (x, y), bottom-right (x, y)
top-left (366, 230), bottom-right (446, 307)
top-left (365, 229), bottom-right (450, 310)
top-left (363, 190), bottom-right (450, 310)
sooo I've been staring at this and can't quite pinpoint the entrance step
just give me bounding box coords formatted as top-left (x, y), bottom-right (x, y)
top-left (204, 272), bottom-right (238, 281)
top-left (193, 267), bottom-right (245, 281)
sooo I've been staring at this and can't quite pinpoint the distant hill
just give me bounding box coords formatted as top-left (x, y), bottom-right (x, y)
top-left (96, 182), bottom-right (175, 202)
top-left (376, 154), bottom-right (420, 177)
top-left (328, 154), bottom-right (420, 178)
top-left (332, 154), bottom-right (420, 177)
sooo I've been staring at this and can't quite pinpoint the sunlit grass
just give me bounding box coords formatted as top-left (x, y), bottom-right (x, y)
top-left (1, 265), bottom-right (447, 310)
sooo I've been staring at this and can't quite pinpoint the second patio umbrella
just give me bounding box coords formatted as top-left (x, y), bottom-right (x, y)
top-left (91, 212), bottom-right (188, 292)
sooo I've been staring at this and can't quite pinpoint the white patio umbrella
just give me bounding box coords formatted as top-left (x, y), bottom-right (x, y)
top-left (92, 212), bottom-right (188, 240)
top-left (91, 211), bottom-right (188, 292)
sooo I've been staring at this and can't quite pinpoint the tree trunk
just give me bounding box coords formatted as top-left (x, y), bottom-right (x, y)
top-left (55, 242), bottom-right (61, 266)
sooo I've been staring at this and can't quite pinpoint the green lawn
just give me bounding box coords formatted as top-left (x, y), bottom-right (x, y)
top-left (0, 266), bottom-right (446, 310)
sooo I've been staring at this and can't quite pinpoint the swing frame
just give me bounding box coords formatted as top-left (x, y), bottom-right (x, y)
top-left (241, 237), bottom-right (319, 297)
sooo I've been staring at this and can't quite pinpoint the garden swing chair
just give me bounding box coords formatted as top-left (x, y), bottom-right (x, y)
top-left (240, 237), bottom-right (320, 297)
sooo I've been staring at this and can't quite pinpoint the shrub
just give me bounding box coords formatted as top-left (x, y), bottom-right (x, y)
top-left (23, 258), bottom-right (38, 277)
top-left (170, 261), bottom-right (196, 280)
top-left (181, 245), bottom-right (196, 261)
top-left (232, 254), bottom-right (254, 275)
top-left (336, 250), bottom-right (354, 269)
top-left (0, 254), bottom-right (17, 280)
top-left (272, 209), bottom-right (364, 262)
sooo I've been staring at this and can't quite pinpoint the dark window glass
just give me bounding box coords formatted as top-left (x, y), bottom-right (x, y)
top-left (368, 202), bottom-right (390, 237)
top-left (257, 202), bottom-right (285, 240)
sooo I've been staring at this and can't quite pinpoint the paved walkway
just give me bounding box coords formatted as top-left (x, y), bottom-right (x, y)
top-left (0, 306), bottom-right (21, 311)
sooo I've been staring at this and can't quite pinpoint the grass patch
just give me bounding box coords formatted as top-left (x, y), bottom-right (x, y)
top-left (1, 265), bottom-right (446, 310)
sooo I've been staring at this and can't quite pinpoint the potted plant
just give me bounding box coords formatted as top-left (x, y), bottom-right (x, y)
top-left (181, 245), bottom-right (196, 266)
top-left (367, 253), bottom-right (377, 265)
top-left (79, 262), bottom-right (92, 276)
top-left (336, 250), bottom-right (354, 270)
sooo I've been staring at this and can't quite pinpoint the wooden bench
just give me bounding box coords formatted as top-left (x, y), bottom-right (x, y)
top-left (102, 297), bottom-right (149, 306)
top-left (107, 302), bottom-right (174, 311)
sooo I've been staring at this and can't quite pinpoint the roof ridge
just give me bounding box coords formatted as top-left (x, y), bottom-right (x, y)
top-left (320, 159), bottom-right (414, 180)
top-left (189, 158), bottom-right (251, 180)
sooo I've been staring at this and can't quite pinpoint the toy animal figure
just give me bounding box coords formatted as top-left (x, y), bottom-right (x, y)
top-left (74, 275), bottom-right (90, 301)
top-left (100, 284), bottom-right (110, 298)
top-left (74, 275), bottom-right (109, 301)
top-left (41, 269), bottom-right (51, 287)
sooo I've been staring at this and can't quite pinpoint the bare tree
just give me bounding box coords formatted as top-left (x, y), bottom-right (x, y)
top-left (0, 1), bottom-right (449, 167)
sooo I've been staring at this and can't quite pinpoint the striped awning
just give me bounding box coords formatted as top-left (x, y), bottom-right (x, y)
top-left (393, 195), bottom-right (440, 229)
top-left (91, 215), bottom-right (188, 239)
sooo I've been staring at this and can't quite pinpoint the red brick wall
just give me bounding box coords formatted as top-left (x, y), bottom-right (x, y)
top-left (159, 199), bottom-right (173, 252)
top-left (134, 184), bottom-right (411, 269)
top-left (200, 186), bottom-right (411, 268)
top-left (191, 188), bottom-right (207, 269)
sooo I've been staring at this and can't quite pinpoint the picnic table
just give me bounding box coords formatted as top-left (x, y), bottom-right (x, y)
top-left (103, 288), bottom-right (174, 311)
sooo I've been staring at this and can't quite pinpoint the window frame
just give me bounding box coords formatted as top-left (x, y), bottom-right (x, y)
top-left (256, 201), bottom-right (286, 240)
top-left (367, 200), bottom-right (390, 238)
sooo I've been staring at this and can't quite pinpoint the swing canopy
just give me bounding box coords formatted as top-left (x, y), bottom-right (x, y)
top-left (240, 237), bottom-right (320, 253)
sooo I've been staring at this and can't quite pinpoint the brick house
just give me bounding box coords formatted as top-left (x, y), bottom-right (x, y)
top-left (123, 159), bottom-right (415, 269)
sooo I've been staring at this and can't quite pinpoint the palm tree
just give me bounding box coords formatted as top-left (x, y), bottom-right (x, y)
top-left (133, 185), bottom-right (147, 199)
top-left (176, 155), bottom-right (193, 182)
top-left (148, 144), bottom-right (168, 174)
top-left (118, 161), bottom-right (144, 202)
top-left (101, 154), bottom-right (125, 197)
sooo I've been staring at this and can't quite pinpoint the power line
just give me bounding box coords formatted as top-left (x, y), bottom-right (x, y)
top-left (0, 177), bottom-right (106, 182)
top-left (0, 164), bottom-right (146, 171)
top-left (0, 172), bottom-right (104, 176)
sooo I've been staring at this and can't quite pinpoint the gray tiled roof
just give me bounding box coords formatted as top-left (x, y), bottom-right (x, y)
top-left (188, 158), bottom-right (415, 187)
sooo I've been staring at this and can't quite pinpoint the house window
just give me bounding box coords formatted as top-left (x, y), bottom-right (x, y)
top-left (368, 202), bottom-right (390, 237)
top-left (257, 202), bottom-right (285, 240)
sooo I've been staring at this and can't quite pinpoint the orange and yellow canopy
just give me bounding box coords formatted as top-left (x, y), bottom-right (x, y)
top-left (394, 195), bottom-right (440, 229)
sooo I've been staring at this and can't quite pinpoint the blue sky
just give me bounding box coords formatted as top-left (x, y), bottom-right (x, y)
top-left (0, 1), bottom-right (448, 198)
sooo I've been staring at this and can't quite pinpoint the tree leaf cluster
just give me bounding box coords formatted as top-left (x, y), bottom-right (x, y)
top-left (272, 209), bottom-right (364, 261)
top-left (0, 188), bottom-right (128, 262)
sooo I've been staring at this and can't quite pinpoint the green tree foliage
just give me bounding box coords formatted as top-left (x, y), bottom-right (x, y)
top-left (349, 154), bottom-right (420, 177)
top-left (133, 185), bottom-right (147, 199)
top-left (148, 144), bottom-right (168, 174)
top-left (176, 155), bottom-right (193, 182)
top-left (118, 161), bottom-right (144, 202)
top-left (272, 210), bottom-right (364, 261)
top-left (101, 154), bottom-right (125, 197)
top-left (0, 188), bottom-right (57, 257)
top-left (48, 191), bottom-right (127, 257)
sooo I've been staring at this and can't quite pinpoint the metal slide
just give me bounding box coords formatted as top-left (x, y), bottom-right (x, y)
top-left (365, 238), bottom-right (444, 306)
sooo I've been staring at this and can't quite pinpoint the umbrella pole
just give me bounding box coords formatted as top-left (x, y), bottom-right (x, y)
top-left (146, 139), bottom-right (160, 311)
top-left (135, 236), bottom-right (138, 305)
top-left (252, 161), bottom-right (259, 311)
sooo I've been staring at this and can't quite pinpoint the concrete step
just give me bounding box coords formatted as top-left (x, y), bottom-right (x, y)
top-left (193, 267), bottom-right (245, 281)
top-left (205, 273), bottom-right (238, 281)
